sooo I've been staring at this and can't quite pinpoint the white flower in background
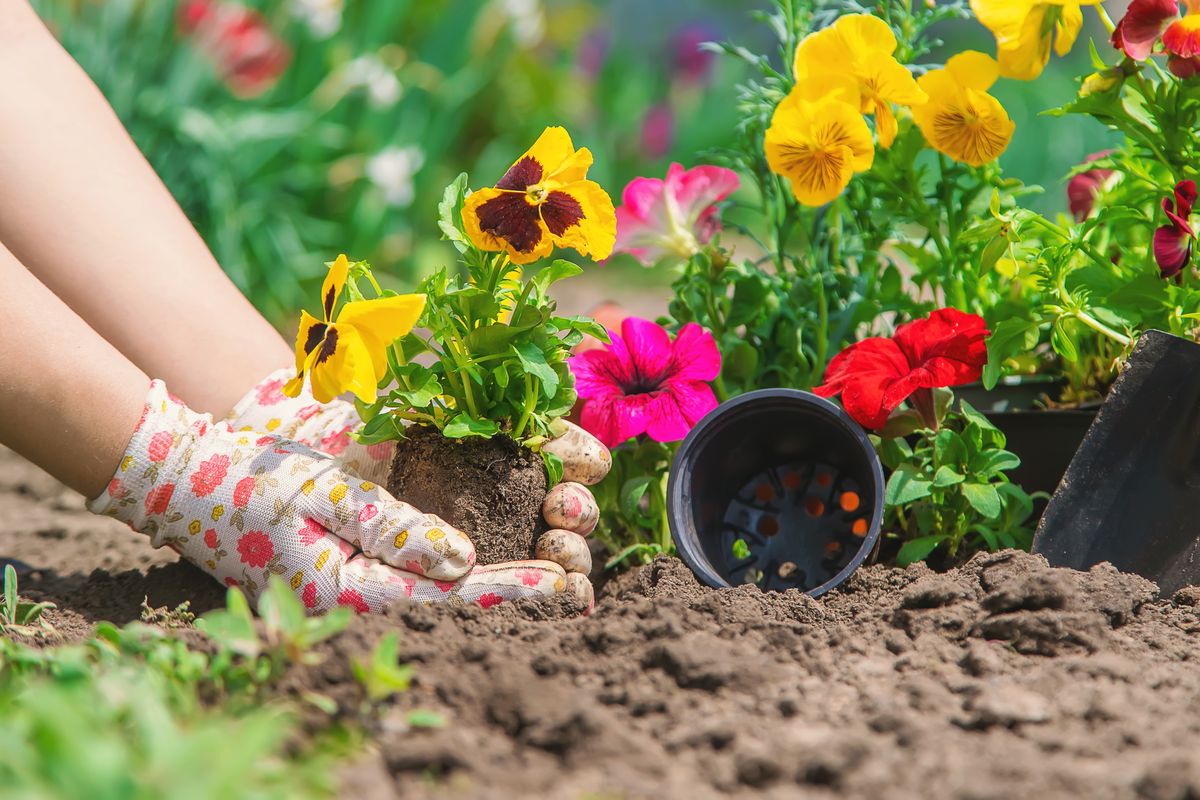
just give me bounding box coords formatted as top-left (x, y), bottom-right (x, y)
top-left (341, 55), bottom-right (402, 108)
top-left (497, 0), bottom-right (545, 47)
top-left (367, 147), bottom-right (425, 207)
top-left (291, 0), bottom-right (342, 39)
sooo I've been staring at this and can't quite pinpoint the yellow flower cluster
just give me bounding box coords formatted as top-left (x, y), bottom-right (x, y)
top-left (766, 14), bottom-right (1016, 206)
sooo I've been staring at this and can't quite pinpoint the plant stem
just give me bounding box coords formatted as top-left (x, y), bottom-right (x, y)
top-left (513, 374), bottom-right (536, 438)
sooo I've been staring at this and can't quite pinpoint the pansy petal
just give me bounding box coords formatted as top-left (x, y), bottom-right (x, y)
top-left (517, 126), bottom-right (576, 183)
top-left (1164, 14), bottom-right (1200, 58)
top-left (337, 294), bottom-right (426, 381)
top-left (1053, 4), bottom-right (1085, 57)
top-left (320, 254), bottom-right (351, 322)
top-left (545, 179), bottom-right (617, 261)
top-left (308, 324), bottom-right (378, 404)
top-left (464, 187), bottom-right (551, 264)
top-left (547, 145), bottom-right (594, 185)
top-left (1154, 223), bottom-right (1192, 279)
top-left (1112, 0), bottom-right (1178, 61)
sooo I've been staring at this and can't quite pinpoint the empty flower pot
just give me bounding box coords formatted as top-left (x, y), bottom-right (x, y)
top-left (667, 389), bottom-right (885, 596)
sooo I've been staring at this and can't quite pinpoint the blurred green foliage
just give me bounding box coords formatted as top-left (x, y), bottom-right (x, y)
top-left (31, 0), bottom-right (763, 322)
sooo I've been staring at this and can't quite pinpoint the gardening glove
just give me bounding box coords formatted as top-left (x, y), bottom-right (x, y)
top-left (89, 380), bottom-right (590, 614)
top-left (225, 367), bottom-right (392, 484)
top-left (228, 369), bottom-right (614, 565)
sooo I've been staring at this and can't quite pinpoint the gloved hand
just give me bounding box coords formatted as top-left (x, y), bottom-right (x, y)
top-left (226, 369), bottom-right (614, 594)
top-left (90, 380), bottom-right (594, 614)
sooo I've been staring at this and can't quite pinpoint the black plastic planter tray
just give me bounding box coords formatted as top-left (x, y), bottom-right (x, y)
top-left (986, 409), bottom-right (1097, 498)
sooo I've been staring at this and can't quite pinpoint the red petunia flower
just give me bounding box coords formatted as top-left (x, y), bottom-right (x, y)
top-left (190, 454), bottom-right (231, 497)
top-left (1067, 151), bottom-right (1115, 221)
top-left (1154, 180), bottom-right (1197, 283)
top-left (570, 317), bottom-right (721, 448)
top-left (236, 530), bottom-right (274, 568)
top-left (816, 309), bottom-right (989, 431)
top-left (336, 589), bottom-right (370, 614)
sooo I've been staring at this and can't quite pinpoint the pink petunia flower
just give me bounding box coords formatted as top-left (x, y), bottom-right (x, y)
top-left (571, 317), bottom-right (721, 448)
top-left (614, 163), bottom-right (740, 266)
top-left (1154, 179), bottom-right (1197, 283)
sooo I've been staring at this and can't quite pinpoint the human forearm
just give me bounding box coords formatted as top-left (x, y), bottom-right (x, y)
top-left (0, 242), bottom-right (147, 497)
top-left (0, 5), bottom-right (290, 416)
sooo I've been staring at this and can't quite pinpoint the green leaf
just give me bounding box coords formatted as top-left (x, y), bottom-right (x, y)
top-left (896, 535), bottom-right (946, 567)
top-left (619, 476), bottom-right (654, 523)
top-left (727, 275), bottom-right (770, 327)
top-left (197, 588), bottom-right (261, 658)
top-left (961, 482), bottom-right (1002, 519)
top-left (438, 173), bottom-right (470, 253)
top-left (933, 429), bottom-right (965, 469)
top-left (932, 465), bottom-right (965, 487)
top-left (1051, 318), bottom-right (1079, 363)
top-left (885, 466), bottom-right (933, 506)
top-left (983, 318), bottom-right (1039, 390)
top-left (532, 260), bottom-right (583, 298)
top-left (972, 449), bottom-right (1021, 475)
top-left (512, 341), bottom-right (559, 398)
top-left (393, 365), bottom-right (442, 408)
top-left (3, 564), bottom-right (16, 624)
top-left (407, 710), bottom-right (447, 729)
top-left (442, 415), bottom-right (500, 439)
top-left (541, 450), bottom-right (564, 487)
top-left (978, 236), bottom-right (1008, 275)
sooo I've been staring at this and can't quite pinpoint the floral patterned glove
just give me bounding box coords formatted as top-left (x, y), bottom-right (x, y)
top-left (225, 367), bottom-right (393, 484)
top-left (90, 380), bottom-right (586, 614)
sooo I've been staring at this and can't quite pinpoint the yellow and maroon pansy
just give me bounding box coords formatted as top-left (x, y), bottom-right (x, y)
top-left (462, 127), bottom-right (616, 264)
top-left (284, 254), bottom-right (426, 404)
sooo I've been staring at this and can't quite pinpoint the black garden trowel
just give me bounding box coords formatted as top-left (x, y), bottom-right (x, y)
top-left (1033, 330), bottom-right (1200, 594)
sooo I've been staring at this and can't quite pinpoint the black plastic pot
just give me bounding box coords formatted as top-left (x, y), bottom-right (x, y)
top-left (956, 376), bottom-right (1066, 413)
top-left (667, 389), bottom-right (885, 596)
top-left (987, 410), bottom-right (1097, 497)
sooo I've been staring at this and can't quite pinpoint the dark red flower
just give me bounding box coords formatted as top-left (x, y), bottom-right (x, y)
top-left (336, 588), bottom-right (370, 614)
top-left (815, 309), bottom-right (989, 431)
top-left (1112, 0), bottom-right (1181, 60)
top-left (178, 0), bottom-right (290, 97)
top-left (236, 530), bottom-right (274, 568)
top-left (1154, 180), bottom-right (1197, 283)
top-left (1067, 151), bottom-right (1114, 221)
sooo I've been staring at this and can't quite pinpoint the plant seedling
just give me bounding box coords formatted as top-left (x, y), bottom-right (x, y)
top-left (0, 564), bottom-right (55, 637)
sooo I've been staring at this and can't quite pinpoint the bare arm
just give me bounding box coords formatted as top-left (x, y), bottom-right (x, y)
top-left (0, 2), bottom-right (291, 417)
top-left (0, 240), bottom-right (147, 497)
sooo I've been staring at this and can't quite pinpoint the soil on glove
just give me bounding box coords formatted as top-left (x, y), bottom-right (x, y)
top-left (387, 425), bottom-right (545, 565)
top-left (7, 446), bottom-right (1200, 799)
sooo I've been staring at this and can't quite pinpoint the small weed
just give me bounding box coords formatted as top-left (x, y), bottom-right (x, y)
top-left (140, 598), bottom-right (195, 628)
top-left (0, 564), bottom-right (55, 637)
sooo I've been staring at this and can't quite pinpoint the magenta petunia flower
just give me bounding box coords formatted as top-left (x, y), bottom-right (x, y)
top-left (570, 317), bottom-right (721, 448)
top-left (1067, 151), bottom-right (1114, 221)
top-left (1154, 179), bottom-right (1197, 283)
top-left (614, 163), bottom-right (740, 266)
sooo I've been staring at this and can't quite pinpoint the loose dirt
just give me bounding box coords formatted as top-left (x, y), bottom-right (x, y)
top-left (4, 446), bottom-right (1200, 800)
top-left (387, 425), bottom-right (546, 565)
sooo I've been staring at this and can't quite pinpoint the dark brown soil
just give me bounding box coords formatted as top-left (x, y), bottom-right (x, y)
top-left (387, 425), bottom-right (545, 565)
top-left (7, 446), bottom-right (1200, 799)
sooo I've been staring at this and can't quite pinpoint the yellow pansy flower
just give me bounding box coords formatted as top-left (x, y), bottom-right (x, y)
top-left (911, 51), bottom-right (1015, 167)
top-left (765, 75), bottom-right (875, 207)
top-left (463, 127), bottom-right (616, 264)
top-left (284, 254), bottom-right (426, 403)
top-left (793, 14), bottom-right (927, 148)
top-left (970, 0), bottom-right (1101, 80)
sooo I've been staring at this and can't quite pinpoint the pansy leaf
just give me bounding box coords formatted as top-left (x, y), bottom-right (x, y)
top-left (442, 414), bottom-right (500, 439)
top-left (896, 535), bottom-right (946, 567)
top-left (512, 341), bottom-right (559, 399)
top-left (393, 365), bottom-right (442, 408)
top-left (532, 260), bottom-right (583, 299)
top-left (541, 451), bottom-right (564, 487)
top-left (438, 173), bottom-right (471, 253)
top-left (961, 482), bottom-right (1002, 519)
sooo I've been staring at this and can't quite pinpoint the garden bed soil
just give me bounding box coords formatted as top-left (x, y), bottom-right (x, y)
top-left (386, 425), bottom-right (546, 565)
top-left (6, 446), bottom-right (1200, 799)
